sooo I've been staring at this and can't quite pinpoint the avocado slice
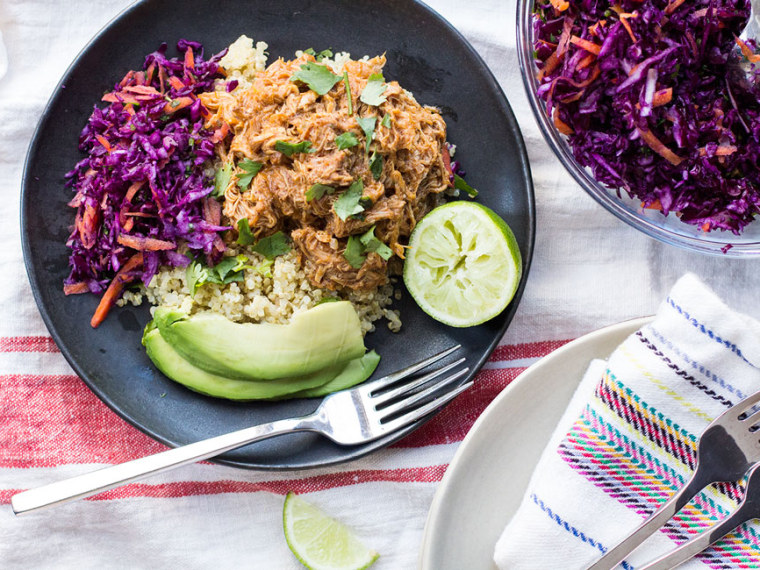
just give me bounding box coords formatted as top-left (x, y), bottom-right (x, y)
top-left (143, 327), bottom-right (378, 401)
top-left (154, 301), bottom-right (366, 380)
top-left (288, 350), bottom-right (381, 398)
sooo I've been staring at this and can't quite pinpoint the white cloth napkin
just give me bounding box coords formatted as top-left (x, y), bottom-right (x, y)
top-left (494, 273), bottom-right (760, 569)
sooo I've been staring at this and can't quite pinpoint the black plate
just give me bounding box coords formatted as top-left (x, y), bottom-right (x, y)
top-left (21, 0), bottom-right (535, 470)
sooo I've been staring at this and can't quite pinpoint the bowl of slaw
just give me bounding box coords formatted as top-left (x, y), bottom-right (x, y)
top-left (516, 0), bottom-right (760, 256)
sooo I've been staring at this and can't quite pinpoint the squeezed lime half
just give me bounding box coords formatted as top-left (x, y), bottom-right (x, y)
top-left (403, 201), bottom-right (522, 327)
top-left (283, 492), bottom-right (379, 570)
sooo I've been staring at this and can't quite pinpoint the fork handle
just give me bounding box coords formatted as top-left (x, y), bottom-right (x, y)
top-left (587, 470), bottom-right (711, 570)
top-left (639, 503), bottom-right (751, 570)
top-left (11, 414), bottom-right (318, 515)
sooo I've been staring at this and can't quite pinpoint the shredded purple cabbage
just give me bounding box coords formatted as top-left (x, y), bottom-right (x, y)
top-left (533, 0), bottom-right (760, 234)
top-left (64, 40), bottom-right (228, 296)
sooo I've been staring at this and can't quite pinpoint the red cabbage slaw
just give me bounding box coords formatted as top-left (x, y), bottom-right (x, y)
top-left (533, 0), bottom-right (760, 235)
top-left (63, 40), bottom-right (229, 326)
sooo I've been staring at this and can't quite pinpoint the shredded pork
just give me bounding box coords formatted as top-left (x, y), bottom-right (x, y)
top-left (200, 53), bottom-right (449, 290)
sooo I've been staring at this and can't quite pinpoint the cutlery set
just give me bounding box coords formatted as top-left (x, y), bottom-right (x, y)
top-left (589, 390), bottom-right (760, 569)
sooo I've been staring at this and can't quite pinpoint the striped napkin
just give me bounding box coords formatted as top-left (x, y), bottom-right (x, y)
top-left (494, 273), bottom-right (760, 569)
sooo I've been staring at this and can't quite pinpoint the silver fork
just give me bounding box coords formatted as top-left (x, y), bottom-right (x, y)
top-left (588, 389), bottom-right (760, 570)
top-left (11, 345), bottom-right (470, 515)
top-left (640, 461), bottom-right (760, 570)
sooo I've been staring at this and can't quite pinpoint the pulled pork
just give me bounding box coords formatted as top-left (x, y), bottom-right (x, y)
top-left (200, 53), bottom-right (449, 291)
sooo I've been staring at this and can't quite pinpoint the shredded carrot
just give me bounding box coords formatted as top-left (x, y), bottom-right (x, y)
top-left (549, 0), bottom-right (569, 11)
top-left (636, 127), bottom-right (683, 166)
top-left (163, 96), bottom-right (194, 114)
top-left (168, 76), bottom-right (186, 90)
top-left (553, 108), bottom-right (574, 135)
top-left (95, 135), bottom-right (112, 153)
top-left (664, 0), bottom-right (687, 15)
top-left (101, 92), bottom-right (141, 105)
top-left (538, 51), bottom-right (562, 81)
top-left (184, 47), bottom-right (195, 70)
top-left (577, 54), bottom-right (596, 70)
top-left (119, 70), bottom-right (135, 87)
top-left (211, 122), bottom-right (230, 144)
top-left (644, 199), bottom-right (662, 211)
top-left (125, 181), bottom-right (144, 203)
top-left (735, 36), bottom-right (760, 63)
top-left (90, 253), bottom-right (143, 328)
top-left (652, 87), bottom-right (673, 107)
top-left (63, 282), bottom-right (90, 295)
top-left (698, 145), bottom-right (738, 157)
top-left (701, 222), bottom-right (712, 232)
top-left (117, 234), bottom-right (176, 251)
top-left (589, 20), bottom-right (607, 37)
top-left (620, 12), bottom-right (639, 43)
top-left (570, 36), bottom-right (601, 55)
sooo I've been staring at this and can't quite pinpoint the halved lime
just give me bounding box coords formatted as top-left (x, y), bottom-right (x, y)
top-left (283, 491), bottom-right (379, 570)
top-left (403, 201), bottom-right (522, 327)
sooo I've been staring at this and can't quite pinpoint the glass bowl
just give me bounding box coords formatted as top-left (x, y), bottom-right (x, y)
top-left (515, 0), bottom-right (760, 256)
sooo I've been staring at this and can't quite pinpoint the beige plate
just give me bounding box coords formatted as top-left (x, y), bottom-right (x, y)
top-left (419, 316), bottom-right (653, 569)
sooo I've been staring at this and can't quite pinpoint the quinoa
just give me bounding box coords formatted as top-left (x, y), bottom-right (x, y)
top-left (120, 247), bottom-right (401, 334)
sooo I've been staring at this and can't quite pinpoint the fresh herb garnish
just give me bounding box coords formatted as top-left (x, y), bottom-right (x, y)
top-left (303, 48), bottom-right (334, 62)
top-left (236, 159), bottom-right (263, 190)
top-left (360, 226), bottom-right (393, 259)
top-left (236, 218), bottom-right (256, 245)
top-left (306, 183), bottom-right (336, 201)
top-left (252, 258), bottom-right (275, 278)
top-left (343, 236), bottom-right (366, 268)
top-left (252, 231), bottom-right (291, 259)
top-left (356, 116), bottom-right (377, 153)
top-left (343, 71), bottom-right (353, 115)
top-left (360, 73), bottom-right (388, 106)
top-left (343, 225), bottom-right (392, 268)
top-left (333, 180), bottom-right (366, 220)
top-left (381, 114), bottom-right (392, 128)
top-left (186, 254), bottom-right (252, 297)
top-left (213, 162), bottom-right (234, 198)
top-left (291, 62), bottom-right (342, 95)
top-left (275, 140), bottom-right (315, 156)
top-left (335, 132), bottom-right (359, 150)
top-left (453, 174), bottom-right (479, 198)
top-left (369, 152), bottom-right (383, 180)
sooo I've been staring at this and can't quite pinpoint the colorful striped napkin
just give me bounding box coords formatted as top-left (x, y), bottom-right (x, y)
top-left (494, 273), bottom-right (760, 569)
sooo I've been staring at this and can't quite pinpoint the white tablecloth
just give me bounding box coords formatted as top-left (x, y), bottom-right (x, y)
top-left (1, 1), bottom-right (758, 568)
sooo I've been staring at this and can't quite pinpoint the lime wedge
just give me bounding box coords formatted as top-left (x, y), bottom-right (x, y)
top-left (283, 492), bottom-right (379, 570)
top-left (403, 201), bottom-right (522, 327)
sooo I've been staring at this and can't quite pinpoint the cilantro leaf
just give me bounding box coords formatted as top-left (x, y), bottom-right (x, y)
top-left (275, 140), bottom-right (314, 156)
top-left (360, 73), bottom-right (388, 106)
top-left (369, 152), bottom-right (383, 180)
top-left (333, 180), bottom-right (366, 220)
top-left (306, 183), bottom-right (335, 201)
top-left (343, 236), bottom-right (366, 268)
top-left (359, 226), bottom-right (393, 260)
top-left (186, 261), bottom-right (209, 297)
top-left (214, 254), bottom-right (251, 281)
top-left (213, 162), bottom-right (233, 197)
top-left (356, 116), bottom-right (377, 153)
top-left (343, 71), bottom-right (353, 116)
top-left (236, 218), bottom-right (255, 246)
top-left (381, 114), bottom-right (392, 128)
top-left (290, 62), bottom-right (341, 95)
top-left (454, 174), bottom-right (479, 198)
top-left (303, 48), bottom-right (334, 62)
top-left (335, 132), bottom-right (359, 150)
top-left (252, 231), bottom-right (291, 259)
top-left (236, 159), bottom-right (263, 190)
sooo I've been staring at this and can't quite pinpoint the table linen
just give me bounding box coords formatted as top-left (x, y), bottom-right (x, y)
top-left (494, 274), bottom-right (760, 569)
top-left (2, 1), bottom-right (760, 568)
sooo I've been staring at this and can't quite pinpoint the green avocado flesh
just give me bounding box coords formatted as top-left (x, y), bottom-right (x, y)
top-left (154, 301), bottom-right (366, 380)
top-left (143, 328), bottom-right (380, 401)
